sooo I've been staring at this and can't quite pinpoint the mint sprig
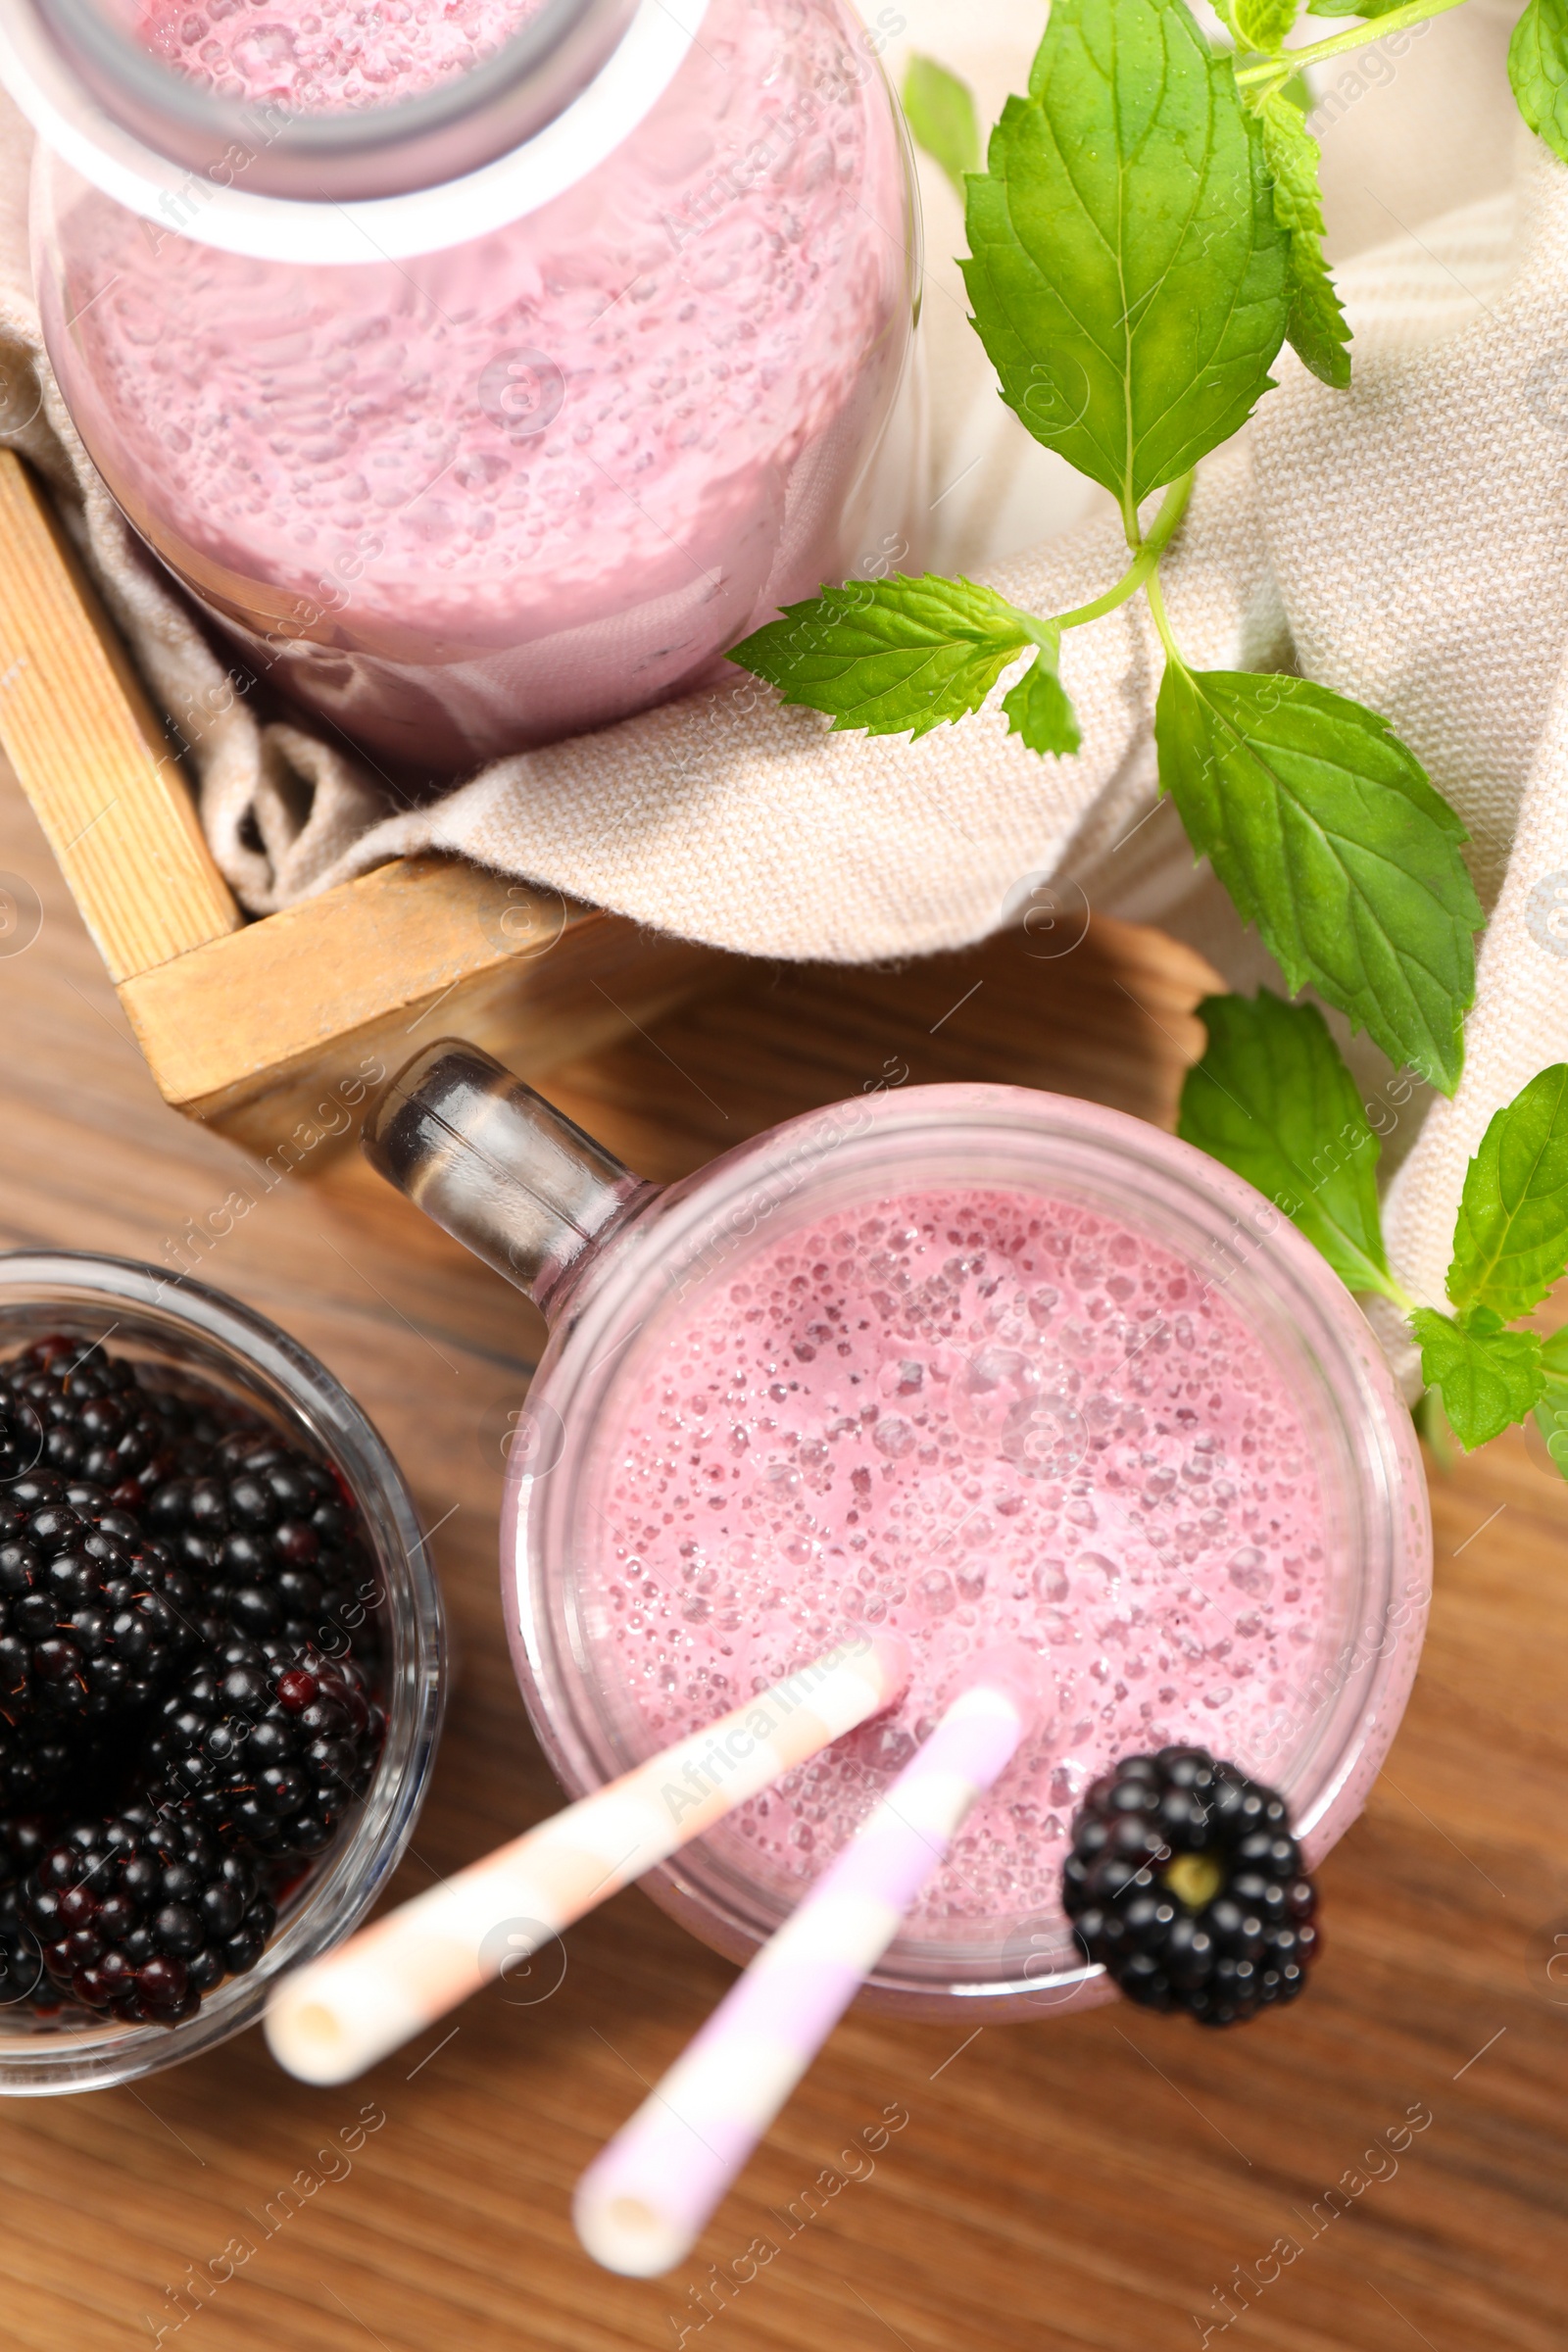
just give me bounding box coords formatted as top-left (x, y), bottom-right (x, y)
top-left (810, 0), bottom-right (1556, 1474)
top-left (961, 0), bottom-right (1289, 532)
top-left (1184, 1001), bottom-right (1568, 1461)
top-left (726, 0), bottom-right (1487, 1104)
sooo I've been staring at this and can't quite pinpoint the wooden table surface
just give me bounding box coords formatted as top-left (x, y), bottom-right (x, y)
top-left (0, 756), bottom-right (1564, 2352)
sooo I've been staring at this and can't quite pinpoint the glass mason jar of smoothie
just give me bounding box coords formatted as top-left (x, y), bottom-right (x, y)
top-left (364, 1044), bottom-right (1432, 2021)
top-left (4, 0), bottom-right (918, 768)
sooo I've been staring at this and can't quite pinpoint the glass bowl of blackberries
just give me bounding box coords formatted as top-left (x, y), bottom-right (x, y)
top-left (0, 1250), bottom-right (445, 2091)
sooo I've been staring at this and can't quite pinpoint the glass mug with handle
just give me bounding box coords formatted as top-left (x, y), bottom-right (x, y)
top-left (364, 1039), bottom-right (1431, 2018)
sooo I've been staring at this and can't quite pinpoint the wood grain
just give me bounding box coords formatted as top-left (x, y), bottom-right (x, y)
top-left (0, 452), bottom-right (239, 980)
top-left (0, 752), bottom-right (1564, 2352)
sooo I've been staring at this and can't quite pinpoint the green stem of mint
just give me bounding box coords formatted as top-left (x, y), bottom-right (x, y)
top-left (1233, 0), bottom-right (1470, 88)
top-left (1143, 567), bottom-right (1187, 668)
top-left (1043, 470), bottom-right (1196, 637)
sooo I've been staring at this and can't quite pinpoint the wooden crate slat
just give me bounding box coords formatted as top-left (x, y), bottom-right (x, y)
top-left (119, 851), bottom-right (724, 1152)
top-left (0, 449), bottom-right (239, 980)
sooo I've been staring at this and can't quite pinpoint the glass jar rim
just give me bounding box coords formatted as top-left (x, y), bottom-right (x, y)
top-left (34, 0), bottom-right (636, 192)
top-left (0, 1249), bottom-right (446, 2092)
top-left (507, 1082), bottom-right (1431, 2012)
top-left (2, 0), bottom-right (707, 259)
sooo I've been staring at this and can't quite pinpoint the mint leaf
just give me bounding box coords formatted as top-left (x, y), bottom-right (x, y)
top-left (729, 575), bottom-right (1035, 739)
top-left (903, 56), bottom-right (980, 196)
top-left (1002, 636), bottom-right (1081, 757)
top-left (1178, 989), bottom-right (1399, 1298)
top-left (1535, 1376), bottom-right (1568, 1474)
top-left (730, 573), bottom-right (1081, 753)
top-left (1154, 665), bottom-right (1481, 1094)
top-left (1233, 0), bottom-right (1299, 48)
top-left (1306, 0), bottom-right (1412, 16)
top-left (1510, 0), bottom-right (1568, 167)
top-left (1257, 90), bottom-right (1351, 388)
top-left (1410, 1306), bottom-right (1544, 1451)
top-left (1536, 1326), bottom-right (1568, 1475)
top-left (1446, 1063), bottom-right (1568, 1320)
top-left (961, 0), bottom-right (1289, 527)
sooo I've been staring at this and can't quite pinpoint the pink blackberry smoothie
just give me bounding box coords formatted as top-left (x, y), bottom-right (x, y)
top-left (33, 0), bottom-right (914, 764)
top-left (359, 1059), bottom-right (1427, 2011)
top-left (579, 1180), bottom-right (1385, 1952)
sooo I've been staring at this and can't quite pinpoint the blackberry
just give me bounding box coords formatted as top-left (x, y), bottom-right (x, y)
top-left (0, 1337), bottom-right (389, 2028)
top-left (1062, 1745), bottom-right (1319, 2026)
top-left (0, 1390), bottom-right (44, 1487)
top-left (0, 1719), bottom-right (80, 1815)
top-left (145, 1433), bottom-right (375, 1656)
top-left (0, 1480), bottom-right (200, 1723)
top-left (20, 1807), bottom-right (274, 2024)
top-left (148, 1642), bottom-right (385, 1861)
top-left (1, 1338), bottom-right (195, 1508)
top-left (0, 1817), bottom-right (51, 2010)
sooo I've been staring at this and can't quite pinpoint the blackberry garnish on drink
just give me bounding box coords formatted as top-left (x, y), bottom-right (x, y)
top-left (1061, 1746), bottom-right (1319, 2025)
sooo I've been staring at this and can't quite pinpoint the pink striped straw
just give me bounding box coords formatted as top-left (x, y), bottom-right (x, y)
top-left (266, 1632), bottom-right (910, 2085)
top-left (573, 1673), bottom-right (1033, 2276)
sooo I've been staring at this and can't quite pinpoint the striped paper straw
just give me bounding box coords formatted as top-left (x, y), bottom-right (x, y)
top-left (572, 1675), bottom-right (1030, 2276)
top-left (265, 1632), bottom-right (910, 2085)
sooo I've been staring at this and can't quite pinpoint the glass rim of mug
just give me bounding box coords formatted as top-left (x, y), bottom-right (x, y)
top-left (0, 0), bottom-right (705, 254)
top-left (505, 1081), bottom-right (1431, 2015)
top-left (0, 1249), bottom-right (447, 2092)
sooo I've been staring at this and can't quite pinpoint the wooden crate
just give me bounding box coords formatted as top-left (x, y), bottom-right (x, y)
top-left (0, 450), bottom-right (721, 1165)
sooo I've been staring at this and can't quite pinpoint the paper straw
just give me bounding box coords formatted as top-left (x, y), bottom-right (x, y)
top-left (265, 1632), bottom-right (910, 2085)
top-left (573, 1676), bottom-right (1029, 2276)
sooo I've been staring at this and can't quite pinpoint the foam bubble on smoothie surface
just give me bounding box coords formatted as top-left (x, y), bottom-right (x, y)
top-left (587, 1189), bottom-right (1332, 1938)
